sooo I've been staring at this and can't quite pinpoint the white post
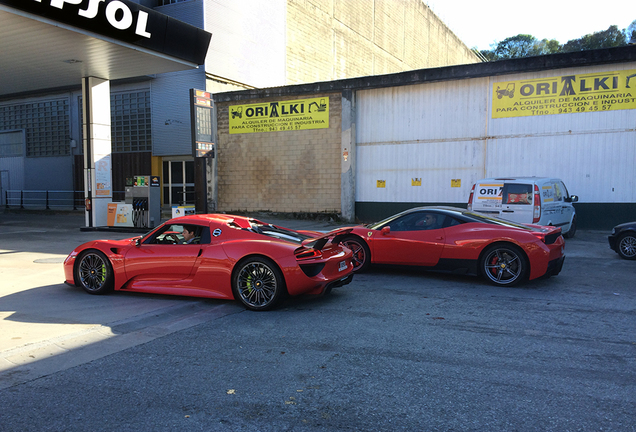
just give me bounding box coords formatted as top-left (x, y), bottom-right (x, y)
top-left (82, 77), bottom-right (112, 227)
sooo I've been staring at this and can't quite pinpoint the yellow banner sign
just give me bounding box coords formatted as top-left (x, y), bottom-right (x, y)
top-left (229, 97), bottom-right (329, 134)
top-left (492, 69), bottom-right (636, 118)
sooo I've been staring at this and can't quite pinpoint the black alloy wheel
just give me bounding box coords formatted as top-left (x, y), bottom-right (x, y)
top-left (341, 236), bottom-right (371, 272)
top-left (232, 257), bottom-right (286, 311)
top-left (480, 244), bottom-right (527, 286)
top-left (76, 250), bottom-right (114, 294)
top-left (617, 232), bottom-right (636, 260)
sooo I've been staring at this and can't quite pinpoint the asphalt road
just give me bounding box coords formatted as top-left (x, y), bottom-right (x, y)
top-left (0, 210), bottom-right (634, 431)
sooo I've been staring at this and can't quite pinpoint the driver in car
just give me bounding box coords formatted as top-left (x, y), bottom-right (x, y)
top-left (181, 226), bottom-right (197, 244)
top-left (166, 225), bottom-right (197, 244)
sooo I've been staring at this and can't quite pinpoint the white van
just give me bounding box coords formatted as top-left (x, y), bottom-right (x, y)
top-left (467, 177), bottom-right (579, 238)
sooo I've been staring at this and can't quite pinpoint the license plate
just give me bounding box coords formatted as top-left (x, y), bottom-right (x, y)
top-left (338, 260), bottom-right (347, 272)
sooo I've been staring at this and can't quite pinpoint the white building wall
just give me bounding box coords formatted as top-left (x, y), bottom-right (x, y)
top-left (487, 64), bottom-right (636, 204)
top-left (356, 63), bottom-right (636, 205)
top-left (203, 0), bottom-right (287, 88)
top-left (356, 78), bottom-right (489, 204)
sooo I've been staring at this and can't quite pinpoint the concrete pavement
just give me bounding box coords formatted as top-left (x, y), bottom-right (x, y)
top-left (0, 209), bottom-right (341, 390)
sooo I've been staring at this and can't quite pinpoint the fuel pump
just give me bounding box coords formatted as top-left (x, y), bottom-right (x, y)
top-left (125, 175), bottom-right (161, 228)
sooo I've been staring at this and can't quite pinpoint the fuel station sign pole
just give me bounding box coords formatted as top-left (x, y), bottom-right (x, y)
top-left (190, 89), bottom-right (216, 213)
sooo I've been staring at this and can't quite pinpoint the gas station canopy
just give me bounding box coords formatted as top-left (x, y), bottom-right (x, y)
top-left (0, 0), bottom-right (212, 97)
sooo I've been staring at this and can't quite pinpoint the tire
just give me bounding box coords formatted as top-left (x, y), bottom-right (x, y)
top-left (341, 235), bottom-right (371, 272)
top-left (75, 250), bottom-right (114, 295)
top-left (617, 232), bottom-right (636, 260)
top-left (232, 257), bottom-right (286, 311)
top-left (480, 244), bottom-right (527, 286)
top-left (564, 216), bottom-right (577, 239)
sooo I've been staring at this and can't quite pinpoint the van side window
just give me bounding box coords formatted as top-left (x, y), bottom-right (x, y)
top-left (553, 182), bottom-right (563, 201)
top-left (502, 184), bottom-right (532, 204)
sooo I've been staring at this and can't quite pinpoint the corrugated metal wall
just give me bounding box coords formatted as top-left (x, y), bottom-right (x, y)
top-left (356, 63), bottom-right (636, 206)
top-left (356, 78), bottom-right (489, 204)
top-left (0, 157), bottom-right (24, 190)
top-left (151, 68), bottom-right (204, 157)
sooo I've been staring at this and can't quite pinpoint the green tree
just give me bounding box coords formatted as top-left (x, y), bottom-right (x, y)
top-left (479, 49), bottom-right (499, 62)
top-left (626, 20), bottom-right (636, 43)
top-left (561, 25), bottom-right (626, 52)
top-left (478, 22), bottom-right (634, 61)
top-left (488, 34), bottom-right (561, 60)
top-left (493, 34), bottom-right (538, 59)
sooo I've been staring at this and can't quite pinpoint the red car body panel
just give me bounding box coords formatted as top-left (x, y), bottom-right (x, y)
top-left (64, 214), bottom-right (354, 301)
top-left (347, 213), bottom-right (564, 281)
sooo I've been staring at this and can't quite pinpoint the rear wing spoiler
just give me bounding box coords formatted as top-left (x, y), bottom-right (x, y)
top-left (301, 228), bottom-right (353, 251)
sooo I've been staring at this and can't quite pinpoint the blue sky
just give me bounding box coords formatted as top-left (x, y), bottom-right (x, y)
top-left (424, 0), bottom-right (635, 51)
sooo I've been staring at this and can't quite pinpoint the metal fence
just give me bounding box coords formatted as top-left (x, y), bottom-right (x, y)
top-left (3, 190), bottom-right (199, 211)
top-left (3, 190), bottom-right (125, 210)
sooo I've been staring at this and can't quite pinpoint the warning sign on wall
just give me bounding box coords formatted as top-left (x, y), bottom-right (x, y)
top-left (229, 97), bottom-right (329, 134)
top-left (492, 69), bottom-right (636, 119)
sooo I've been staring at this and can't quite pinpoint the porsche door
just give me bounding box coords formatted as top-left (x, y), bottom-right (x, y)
top-left (124, 244), bottom-right (201, 281)
top-left (124, 223), bottom-right (206, 281)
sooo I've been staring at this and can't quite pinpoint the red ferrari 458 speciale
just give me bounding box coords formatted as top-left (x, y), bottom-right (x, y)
top-left (338, 206), bottom-right (565, 286)
top-left (64, 214), bottom-right (354, 310)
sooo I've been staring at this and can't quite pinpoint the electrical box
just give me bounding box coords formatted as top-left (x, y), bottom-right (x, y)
top-left (125, 175), bottom-right (161, 228)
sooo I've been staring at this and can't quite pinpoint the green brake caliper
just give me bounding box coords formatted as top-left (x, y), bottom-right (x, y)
top-left (246, 272), bottom-right (253, 294)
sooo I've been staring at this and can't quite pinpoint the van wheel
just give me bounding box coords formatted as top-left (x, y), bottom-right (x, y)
top-left (564, 217), bottom-right (577, 239)
top-left (480, 244), bottom-right (527, 286)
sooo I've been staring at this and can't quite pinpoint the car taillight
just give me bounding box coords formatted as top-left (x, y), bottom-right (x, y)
top-left (295, 248), bottom-right (322, 260)
top-left (467, 184), bottom-right (475, 211)
top-left (531, 231), bottom-right (546, 243)
top-left (533, 184), bottom-right (541, 223)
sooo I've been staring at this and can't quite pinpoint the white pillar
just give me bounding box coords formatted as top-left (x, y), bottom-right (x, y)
top-left (341, 90), bottom-right (356, 222)
top-left (82, 77), bottom-right (112, 227)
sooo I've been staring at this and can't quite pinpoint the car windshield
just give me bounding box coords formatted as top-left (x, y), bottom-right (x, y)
top-left (138, 225), bottom-right (161, 242)
top-left (249, 222), bottom-right (314, 244)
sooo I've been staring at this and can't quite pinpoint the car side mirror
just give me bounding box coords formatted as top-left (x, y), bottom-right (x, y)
top-left (567, 195), bottom-right (579, 203)
top-left (381, 226), bottom-right (391, 235)
top-left (135, 238), bottom-right (141, 247)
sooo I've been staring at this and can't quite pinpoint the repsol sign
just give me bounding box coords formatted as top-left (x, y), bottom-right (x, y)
top-left (38, 0), bottom-right (151, 38)
top-left (23, 0), bottom-right (151, 38)
top-left (0, 0), bottom-right (213, 64)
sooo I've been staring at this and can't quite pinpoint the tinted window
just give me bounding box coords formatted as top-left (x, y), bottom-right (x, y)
top-left (384, 212), bottom-right (445, 231)
top-left (144, 223), bottom-right (209, 244)
top-left (502, 183), bottom-right (532, 205)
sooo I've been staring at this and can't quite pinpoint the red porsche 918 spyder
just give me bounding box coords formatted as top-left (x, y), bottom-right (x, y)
top-left (338, 207), bottom-right (565, 286)
top-left (64, 214), bottom-right (354, 311)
